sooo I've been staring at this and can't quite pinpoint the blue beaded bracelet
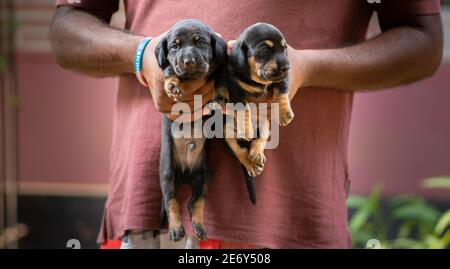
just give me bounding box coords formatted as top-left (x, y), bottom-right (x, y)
top-left (134, 37), bottom-right (151, 86)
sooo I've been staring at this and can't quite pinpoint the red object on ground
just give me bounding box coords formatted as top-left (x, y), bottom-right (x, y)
top-left (100, 239), bottom-right (121, 249)
top-left (200, 239), bottom-right (220, 249)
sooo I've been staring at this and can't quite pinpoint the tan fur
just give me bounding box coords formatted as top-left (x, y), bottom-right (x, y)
top-left (164, 74), bottom-right (182, 102)
top-left (190, 199), bottom-right (205, 225)
top-left (264, 40), bottom-right (274, 47)
top-left (173, 137), bottom-right (206, 171)
top-left (273, 88), bottom-right (294, 126)
top-left (237, 80), bottom-right (266, 94)
top-left (225, 137), bottom-right (263, 177)
top-left (248, 117), bottom-right (269, 166)
top-left (247, 56), bottom-right (271, 85)
top-left (263, 58), bottom-right (278, 74)
top-left (167, 198), bottom-right (182, 230)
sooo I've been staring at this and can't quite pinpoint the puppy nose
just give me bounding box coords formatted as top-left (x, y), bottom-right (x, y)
top-left (280, 65), bottom-right (290, 72)
top-left (183, 58), bottom-right (196, 67)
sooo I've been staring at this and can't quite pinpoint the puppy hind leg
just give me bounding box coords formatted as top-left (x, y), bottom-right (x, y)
top-left (249, 117), bottom-right (269, 167)
top-left (225, 137), bottom-right (263, 177)
top-left (160, 115), bottom-right (185, 242)
top-left (188, 172), bottom-right (208, 240)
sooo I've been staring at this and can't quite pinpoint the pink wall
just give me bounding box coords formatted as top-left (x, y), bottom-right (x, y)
top-left (348, 64), bottom-right (450, 200)
top-left (17, 53), bottom-right (116, 184)
top-left (17, 52), bottom-right (450, 199)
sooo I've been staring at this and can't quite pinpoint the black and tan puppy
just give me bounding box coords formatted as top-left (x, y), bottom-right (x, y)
top-left (225, 23), bottom-right (294, 203)
top-left (155, 19), bottom-right (227, 241)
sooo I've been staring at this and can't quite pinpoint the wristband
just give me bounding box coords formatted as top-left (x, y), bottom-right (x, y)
top-left (134, 37), bottom-right (152, 87)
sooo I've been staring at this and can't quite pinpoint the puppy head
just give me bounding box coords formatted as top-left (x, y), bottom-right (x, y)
top-left (155, 19), bottom-right (227, 79)
top-left (230, 23), bottom-right (289, 84)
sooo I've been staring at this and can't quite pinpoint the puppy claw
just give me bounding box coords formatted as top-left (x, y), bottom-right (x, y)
top-left (168, 225), bottom-right (186, 242)
top-left (244, 162), bottom-right (264, 177)
top-left (164, 79), bottom-right (183, 102)
top-left (192, 223), bottom-right (208, 240)
top-left (279, 110), bottom-right (294, 126)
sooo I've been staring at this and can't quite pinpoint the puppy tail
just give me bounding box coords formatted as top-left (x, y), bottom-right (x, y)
top-left (241, 165), bottom-right (256, 204)
top-left (160, 198), bottom-right (168, 227)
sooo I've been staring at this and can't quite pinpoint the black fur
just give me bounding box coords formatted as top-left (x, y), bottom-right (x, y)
top-left (225, 23), bottom-right (291, 204)
top-left (156, 19), bottom-right (227, 241)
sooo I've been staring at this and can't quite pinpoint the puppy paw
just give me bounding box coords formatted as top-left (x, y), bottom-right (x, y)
top-left (168, 224), bottom-right (186, 242)
top-left (192, 222), bottom-right (208, 240)
top-left (249, 147), bottom-right (266, 167)
top-left (244, 160), bottom-right (264, 177)
top-left (279, 107), bottom-right (294, 126)
top-left (164, 78), bottom-right (183, 102)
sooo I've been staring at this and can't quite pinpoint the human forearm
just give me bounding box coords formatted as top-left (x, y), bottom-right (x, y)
top-left (292, 15), bottom-right (443, 92)
top-left (49, 7), bottom-right (142, 77)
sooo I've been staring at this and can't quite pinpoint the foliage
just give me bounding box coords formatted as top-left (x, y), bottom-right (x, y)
top-left (348, 177), bottom-right (450, 249)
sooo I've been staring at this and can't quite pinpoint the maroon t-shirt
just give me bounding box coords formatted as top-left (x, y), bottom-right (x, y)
top-left (56, 0), bottom-right (440, 248)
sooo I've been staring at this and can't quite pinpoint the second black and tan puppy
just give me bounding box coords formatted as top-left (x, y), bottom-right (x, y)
top-left (155, 19), bottom-right (227, 241)
top-left (225, 23), bottom-right (294, 203)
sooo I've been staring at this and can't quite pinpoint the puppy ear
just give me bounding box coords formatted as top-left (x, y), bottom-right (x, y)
top-left (210, 33), bottom-right (227, 65)
top-left (155, 37), bottom-right (169, 69)
top-left (230, 39), bottom-right (247, 73)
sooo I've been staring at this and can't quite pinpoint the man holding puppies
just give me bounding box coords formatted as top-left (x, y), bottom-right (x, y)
top-left (50, 0), bottom-right (442, 248)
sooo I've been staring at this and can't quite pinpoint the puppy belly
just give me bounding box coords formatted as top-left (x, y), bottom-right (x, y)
top-left (172, 137), bottom-right (206, 171)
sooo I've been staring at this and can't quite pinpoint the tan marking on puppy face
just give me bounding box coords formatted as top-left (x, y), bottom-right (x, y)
top-left (264, 40), bottom-right (274, 47)
top-left (281, 39), bottom-right (287, 47)
top-left (175, 38), bottom-right (181, 44)
top-left (247, 56), bottom-right (271, 85)
top-left (263, 58), bottom-right (278, 74)
top-left (194, 36), bottom-right (200, 41)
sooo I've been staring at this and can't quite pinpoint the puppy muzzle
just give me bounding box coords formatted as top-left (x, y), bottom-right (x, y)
top-left (174, 57), bottom-right (210, 79)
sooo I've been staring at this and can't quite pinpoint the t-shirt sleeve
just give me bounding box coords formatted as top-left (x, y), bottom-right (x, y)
top-left (370, 0), bottom-right (441, 15)
top-left (55, 0), bottom-right (120, 23)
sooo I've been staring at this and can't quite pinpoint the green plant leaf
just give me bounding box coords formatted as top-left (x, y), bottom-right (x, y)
top-left (422, 176), bottom-right (450, 189)
top-left (434, 209), bottom-right (450, 235)
top-left (349, 185), bottom-right (381, 233)
top-left (346, 196), bottom-right (367, 209)
top-left (438, 229), bottom-right (450, 249)
top-left (392, 202), bottom-right (440, 226)
top-left (390, 238), bottom-right (423, 249)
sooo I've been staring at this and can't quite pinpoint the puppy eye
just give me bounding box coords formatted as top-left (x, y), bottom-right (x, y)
top-left (170, 44), bottom-right (180, 50)
top-left (197, 40), bottom-right (207, 46)
top-left (260, 46), bottom-right (270, 54)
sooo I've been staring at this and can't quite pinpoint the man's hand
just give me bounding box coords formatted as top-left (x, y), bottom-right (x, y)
top-left (142, 34), bottom-right (215, 121)
top-left (49, 7), bottom-right (215, 122)
top-left (229, 13), bottom-right (442, 97)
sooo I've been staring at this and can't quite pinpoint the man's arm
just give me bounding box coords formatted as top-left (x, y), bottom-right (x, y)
top-left (49, 6), bottom-right (213, 116)
top-left (290, 14), bottom-right (443, 93)
top-left (49, 6), bottom-right (141, 77)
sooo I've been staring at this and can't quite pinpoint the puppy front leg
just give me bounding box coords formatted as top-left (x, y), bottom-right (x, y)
top-left (163, 66), bottom-right (183, 102)
top-left (272, 81), bottom-right (294, 126)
